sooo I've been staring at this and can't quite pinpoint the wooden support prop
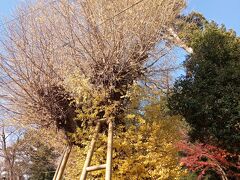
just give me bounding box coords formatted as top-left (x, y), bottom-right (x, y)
top-left (105, 120), bottom-right (113, 180)
top-left (96, 118), bottom-right (107, 123)
top-left (80, 120), bottom-right (114, 180)
top-left (53, 148), bottom-right (65, 180)
top-left (80, 122), bottom-right (101, 180)
top-left (86, 164), bottom-right (106, 172)
top-left (53, 145), bottom-right (72, 180)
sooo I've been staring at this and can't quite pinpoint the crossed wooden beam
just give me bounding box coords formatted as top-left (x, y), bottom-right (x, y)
top-left (53, 119), bottom-right (113, 180)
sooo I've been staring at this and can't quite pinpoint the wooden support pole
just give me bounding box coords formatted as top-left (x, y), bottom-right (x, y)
top-left (53, 146), bottom-right (68, 180)
top-left (53, 145), bottom-right (72, 180)
top-left (105, 120), bottom-right (113, 180)
top-left (53, 148), bottom-right (65, 180)
top-left (80, 122), bottom-right (101, 180)
top-left (56, 145), bottom-right (72, 180)
top-left (86, 164), bottom-right (106, 172)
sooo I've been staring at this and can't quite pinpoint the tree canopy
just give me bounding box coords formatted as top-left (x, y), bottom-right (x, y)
top-left (169, 24), bottom-right (240, 152)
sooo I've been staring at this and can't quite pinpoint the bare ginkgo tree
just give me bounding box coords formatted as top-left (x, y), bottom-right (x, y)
top-left (0, 0), bottom-right (186, 133)
top-left (0, 0), bottom-right (187, 178)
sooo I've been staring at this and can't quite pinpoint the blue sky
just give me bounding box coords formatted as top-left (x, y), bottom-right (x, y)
top-left (0, 0), bottom-right (21, 18)
top-left (186, 0), bottom-right (240, 34)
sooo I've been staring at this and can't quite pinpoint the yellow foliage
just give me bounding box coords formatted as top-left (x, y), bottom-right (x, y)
top-left (64, 71), bottom-right (126, 125)
top-left (65, 114), bottom-right (188, 179)
top-left (112, 116), bottom-right (188, 180)
top-left (64, 83), bottom-right (189, 179)
top-left (65, 116), bottom-right (187, 179)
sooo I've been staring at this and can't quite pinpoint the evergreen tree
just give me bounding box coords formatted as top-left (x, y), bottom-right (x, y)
top-left (169, 24), bottom-right (240, 152)
top-left (17, 132), bottom-right (59, 180)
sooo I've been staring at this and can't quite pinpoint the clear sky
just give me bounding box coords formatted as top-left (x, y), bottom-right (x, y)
top-left (186, 0), bottom-right (240, 34)
top-left (0, 0), bottom-right (21, 17)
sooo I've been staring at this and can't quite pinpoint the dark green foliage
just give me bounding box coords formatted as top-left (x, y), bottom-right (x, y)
top-left (169, 24), bottom-right (240, 152)
top-left (18, 136), bottom-right (58, 180)
top-left (175, 12), bottom-right (207, 46)
top-left (27, 143), bottom-right (57, 180)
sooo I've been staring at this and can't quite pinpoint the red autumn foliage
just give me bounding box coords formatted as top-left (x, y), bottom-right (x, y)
top-left (177, 141), bottom-right (240, 179)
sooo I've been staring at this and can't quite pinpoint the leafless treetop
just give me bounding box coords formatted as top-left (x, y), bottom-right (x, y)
top-left (0, 0), bottom-right (185, 135)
